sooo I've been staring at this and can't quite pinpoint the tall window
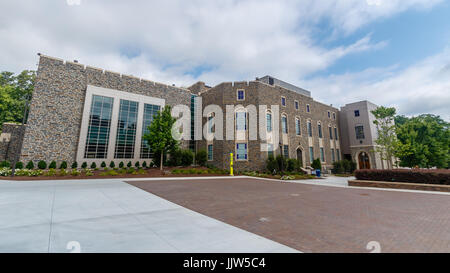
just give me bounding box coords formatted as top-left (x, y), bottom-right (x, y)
top-left (355, 125), bottom-right (365, 139)
top-left (295, 118), bottom-right (301, 136)
top-left (140, 103), bottom-right (161, 159)
top-left (267, 143), bottom-right (274, 158)
top-left (334, 127), bottom-right (339, 140)
top-left (309, 147), bottom-right (314, 163)
top-left (236, 143), bottom-right (248, 160)
top-left (329, 126), bottom-right (333, 139)
top-left (331, 148), bottom-right (335, 162)
top-left (328, 111), bottom-right (331, 118)
top-left (295, 101), bottom-right (299, 110)
top-left (318, 123), bottom-right (323, 138)
top-left (281, 115), bottom-right (288, 134)
top-left (115, 99), bottom-right (139, 159)
top-left (306, 104), bottom-right (310, 113)
top-left (320, 147), bottom-right (325, 162)
top-left (283, 145), bottom-right (289, 159)
top-left (237, 90), bottom-right (245, 101)
top-left (84, 95), bottom-right (113, 159)
top-left (208, 144), bottom-right (213, 161)
top-left (333, 113), bottom-right (336, 120)
top-left (307, 121), bottom-right (312, 137)
top-left (337, 149), bottom-right (341, 161)
top-left (281, 97), bottom-right (286, 106)
top-left (236, 112), bottom-right (247, 131)
top-left (266, 112), bottom-right (272, 132)
top-left (208, 115), bottom-right (214, 133)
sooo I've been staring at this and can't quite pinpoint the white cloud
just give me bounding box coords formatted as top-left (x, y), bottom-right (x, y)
top-left (302, 49), bottom-right (450, 120)
top-left (0, 0), bottom-right (447, 118)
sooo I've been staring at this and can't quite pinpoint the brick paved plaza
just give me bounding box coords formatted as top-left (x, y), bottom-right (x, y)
top-left (129, 177), bottom-right (450, 253)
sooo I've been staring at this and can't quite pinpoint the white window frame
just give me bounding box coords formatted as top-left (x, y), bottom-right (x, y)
top-left (207, 144), bottom-right (213, 161)
top-left (77, 85), bottom-right (165, 165)
top-left (281, 96), bottom-right (286, 107)
top-left (237, 89), bottom-right (245, 101)
top-left (281, 114), bottom-right (288, 134)
top-left (236, 143), bottom-right (248, 161)
top-left (295, 117), bottom-right (301, 136)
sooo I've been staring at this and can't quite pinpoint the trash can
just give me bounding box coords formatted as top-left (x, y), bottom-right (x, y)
top-left (315, 169), bottom-right (321, 177)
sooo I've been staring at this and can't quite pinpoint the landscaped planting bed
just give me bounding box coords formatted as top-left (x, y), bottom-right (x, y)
top-left (0, 166), bottom-right (228, 180)
top-left (355, 169), bottom-right (450, 185)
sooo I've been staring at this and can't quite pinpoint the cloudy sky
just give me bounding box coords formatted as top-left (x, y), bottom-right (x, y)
top-left (1, 0), bottom-right (449, 119)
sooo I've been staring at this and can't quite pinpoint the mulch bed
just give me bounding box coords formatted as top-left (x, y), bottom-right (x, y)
top-left (0, 167), bottom-right (228, 181)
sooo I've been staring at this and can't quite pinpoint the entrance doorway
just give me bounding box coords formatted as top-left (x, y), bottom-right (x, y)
top-left (296, 149), bottom-right (303, 167)
top-left (358, 152), bottom-right (371, 169)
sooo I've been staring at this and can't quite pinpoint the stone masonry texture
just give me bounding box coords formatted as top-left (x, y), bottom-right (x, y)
top-left (19, 55), bottom-right (192, 165)
top-left (198, 80), bottom-right (340, 172)
top-left (0, 123), bottom-right (26, 163)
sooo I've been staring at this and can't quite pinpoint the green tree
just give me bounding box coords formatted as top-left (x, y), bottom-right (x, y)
top-left (396, 114), bottom-right (449, 169)
top-left (0, 70), bottom-right (35, 130)
top-left (143, 105), bottom-right (179, 171)
top-left (371, 106), bottom-right (399, 169)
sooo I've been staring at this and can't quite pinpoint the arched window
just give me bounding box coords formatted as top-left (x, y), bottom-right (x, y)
top-left (266, 111), bottom-right (272, 132)
top-left (295, 118), bottom-right (301, 136)
top-left (318, 122), bottom-right (323, 139)
top-left (307, 120), bottom-right (312, 137)
top-left (281, 114), bottom-right (288, 134)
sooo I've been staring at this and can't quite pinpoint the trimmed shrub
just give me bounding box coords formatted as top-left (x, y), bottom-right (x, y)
top-left (127, 161), bottom-right (132, 168)
top-left (168, 149), bottom-right (182, 166)
top-left (266, 156), bottom-right (278, 173)
top-left (142, 161), bottom-right (147, 168)
top-left (355, 169), bottom-right (450, 185)
top-left (119, 161), bottom-right (124, 168)
top-left (311, 159), bottom-right (321, 170)
top-left (59, 161), bottom-right (68, 169)
top-left (181, 150), bottom-right (194, 167)
top-left (71, 162), bottom-right (78, 169)
top-left (81, 162), bottom-right (88, 169)
top-left (195, 150), bottom-right (207, 166)
top-left (287, 159), bottom-right (301, 173)
top-left (135, 161), bottom-right (140, 168)
top-left (38, 161), bottom-right (47, 170)
top-left (48, 161), bottom-right (57, 169)
top-left (109, 161), bottom-right (115, 168)
top-left (15, 161), bottom-right (24, 169)
top-left (101, 161), bottom-right (107, 168)
top-left (276, 155), bottom-right (287, 173)
top-left (26, 161), bottom-right (34, 170)
top-left (332, 160), bottom-right (357, 174)
top-left (90, 162), bottom-right (97, 169)
top-left (0, 161), bottom-right (11, 168)
top-left (332, 160), bottom-right (345, 174)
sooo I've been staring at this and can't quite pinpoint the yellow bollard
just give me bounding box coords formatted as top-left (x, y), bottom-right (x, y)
top-left (230, 153), bottom-right (234, 176)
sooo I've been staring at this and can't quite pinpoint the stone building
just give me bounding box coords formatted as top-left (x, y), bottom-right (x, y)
top-left (14, 54), bottom-right (192, 167)
top-left (0, 54), bottom-right (385, 172)
top-left (339, 100), bottom-right (393, 170)
top-left (194, 76), bottom-right (341, 172)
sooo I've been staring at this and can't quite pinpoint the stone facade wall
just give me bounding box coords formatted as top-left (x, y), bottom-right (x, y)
top-left (199, 80), bottom-right (341, 172)
top-left (0, 123), bottom-right (26, 163)
top-left (20, 55), bottom-right (192, 165)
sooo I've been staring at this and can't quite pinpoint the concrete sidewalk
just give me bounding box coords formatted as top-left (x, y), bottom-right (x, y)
top-left (0, 179), bottom-right (297, 253)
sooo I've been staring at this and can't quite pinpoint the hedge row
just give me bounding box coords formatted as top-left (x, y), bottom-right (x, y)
top-left (355, 169), bottom-right (450, 185)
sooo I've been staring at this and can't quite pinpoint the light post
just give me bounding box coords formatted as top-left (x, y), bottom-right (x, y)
top-left (279, 142), bottom-right (283, 175)
top-left (11, 93), bottom-right (30, 177)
